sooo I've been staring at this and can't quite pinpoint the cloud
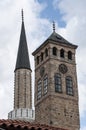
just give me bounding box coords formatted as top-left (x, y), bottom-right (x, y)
top-left (53, 0), bottom-right (86, 22)
top-left (0, 0), bottom-right (52, 118)
top-left (0, 2), bottom-right (86, 129)
top-left (80, 127), bottom-right (86, 130)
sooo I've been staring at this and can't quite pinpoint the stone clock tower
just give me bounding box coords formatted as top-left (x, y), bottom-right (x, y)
top-left (32, 23), bottom-right (80, 130)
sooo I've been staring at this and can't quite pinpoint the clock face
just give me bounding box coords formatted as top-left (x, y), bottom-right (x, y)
top-left (40, 67), bottom-right (45, 77)
top-left (59, 64), bottom-right (68, 74)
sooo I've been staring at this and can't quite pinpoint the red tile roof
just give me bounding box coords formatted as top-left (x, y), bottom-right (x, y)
top-left (0, 119), bottom-right (68, 130)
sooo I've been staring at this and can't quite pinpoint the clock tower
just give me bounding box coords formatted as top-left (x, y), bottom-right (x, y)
top-left (32, 23), bottom-right (80, 130)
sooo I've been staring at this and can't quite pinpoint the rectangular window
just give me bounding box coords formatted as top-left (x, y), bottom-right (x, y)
top-left (43, 75), bottom-right (48, 95)
top-left (66, 76), bottom-right (73, 96)
top-left (37, 80), bottom-right (42, 100)
top-left (55, 74), bottom-right (62, 93)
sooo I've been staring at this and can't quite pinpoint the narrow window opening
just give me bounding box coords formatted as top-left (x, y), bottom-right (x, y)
top-left (45, 48), bottom-right (48, 57)
top-left (37, 80), bottom-right (42, 100)
top-left (60, 49), bottom-right (64, 58)
top-left (68, 51), bottom-right (72, 60)
top-left (66, 76), bottom-right (73, 96)
top-left (55, 73), bottom-right (62, 93)
top-left (52, 47), bottom-right (57, 56)
top-left (43, 75), bottom-right (48, 95)
top-left (37, 56), bottom-right (39, 65)
top-left (41, 53), bottom-right (44, 61)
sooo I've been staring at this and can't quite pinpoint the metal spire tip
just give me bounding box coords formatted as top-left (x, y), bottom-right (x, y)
top-left (21, 9), bottom-right (24, 22)
top-left (53, 21), bottom-right (55, 32)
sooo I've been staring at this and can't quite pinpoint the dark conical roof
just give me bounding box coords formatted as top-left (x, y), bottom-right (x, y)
top-left (32, 31), bottom-right (77, 56)
top-left (47, 31), bottom-right (75, 46)
top-left (15, 17), bottom-right (31, 71)
top-left (48, 22), bottom-right (76, 46)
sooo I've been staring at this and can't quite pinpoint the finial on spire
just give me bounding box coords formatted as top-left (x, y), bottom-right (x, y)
top-left (21, 9), bottom-right (24, 22)
top-left (53, 21), bottom-right (55, 32)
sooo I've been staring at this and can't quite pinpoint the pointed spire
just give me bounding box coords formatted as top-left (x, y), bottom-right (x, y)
top-left (53, 21), bottom-right (55, 32)
top-left (15, 10), bottom-right (31, 71)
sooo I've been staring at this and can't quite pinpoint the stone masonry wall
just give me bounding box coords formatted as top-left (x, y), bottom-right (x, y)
top-left (14, 69), bottom-right (32, 109)
top-left (34, 42), bottom-right (80, 130)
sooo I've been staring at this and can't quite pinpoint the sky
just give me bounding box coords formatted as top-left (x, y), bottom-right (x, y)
top-left (0, 0), bottom-right (86, 130)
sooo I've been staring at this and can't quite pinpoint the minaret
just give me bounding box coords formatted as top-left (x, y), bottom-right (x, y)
top-left (8, 10), bottom-right (35, 121)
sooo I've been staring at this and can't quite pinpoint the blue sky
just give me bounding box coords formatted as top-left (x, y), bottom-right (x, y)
top-left (0, 0), bottom-right (86, 130)
top-left (38, 0), bottom-right (66, 27)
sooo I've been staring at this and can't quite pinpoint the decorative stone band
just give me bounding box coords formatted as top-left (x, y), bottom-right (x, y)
top-left (8, 108), bottom-right (35, 121)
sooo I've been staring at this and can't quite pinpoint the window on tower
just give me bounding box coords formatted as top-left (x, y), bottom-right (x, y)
top-left (60, 49), bottom-right (64, 58)
top-left (45, 48), bottom-right (48, 57)
top-left (43, 75), bottom-right (48, 95)
top-left (68, 51), bottom-right (72, 60)
top-left (66, 76), bottom-right (73, 96)
top-left (37, 56), bottom-right (39, 65)
top-left (52, 47), bottom-right (57, 56)
top-left (37, 80), bottom-right (42, 100)
top-left (54, 73), bottom-right (62, 93)
top-left (41, 52), bottom-right (44, 61)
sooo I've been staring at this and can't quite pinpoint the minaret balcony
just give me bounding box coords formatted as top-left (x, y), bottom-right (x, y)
top-left (8, 108), bottom-right (35, 121)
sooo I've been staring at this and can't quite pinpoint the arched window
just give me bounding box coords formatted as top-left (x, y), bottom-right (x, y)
top-left (60, 49), bottom-right (64, 58)
top-left (37, 56), bottom-right (39, 65)
top-left (68, 51), bottom-right (72, 60)
top-left (41, 52), bottom-right (44, 61)
top-left (37, 80), bottom-right (42, 100)
top-left (52, 47), bottom-right (57, 56)
top-left (45, 48), bottom-right (48, 57)
top-left (66, 76), bottom-right (73, 96)
top-left (54, 73), bottom-right (62, 92)
top-left (43, 75), bottom-right (48, 95)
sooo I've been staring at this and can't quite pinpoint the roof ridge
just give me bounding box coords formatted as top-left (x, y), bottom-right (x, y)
top-left (0, 119), bottom-right (68, 129)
